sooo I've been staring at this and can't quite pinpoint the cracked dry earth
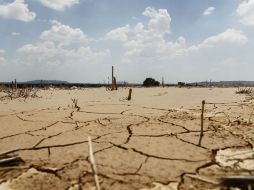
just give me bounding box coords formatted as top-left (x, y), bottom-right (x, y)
top-left (0, 87), bottom-right (253, 190)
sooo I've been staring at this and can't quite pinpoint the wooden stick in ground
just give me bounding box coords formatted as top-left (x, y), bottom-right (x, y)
top-left (14, 79), bottom-right (17, 90)
top-left (88, 136), bottom-right (101, 190)
top-left (127, 88), bottom-right (132, 101)
top-left (113, 77), bottom-right (117, 90)
top-left (198, 100), bottom-right (205, 146)
top-left (111, 66), bottom-right (114, 90)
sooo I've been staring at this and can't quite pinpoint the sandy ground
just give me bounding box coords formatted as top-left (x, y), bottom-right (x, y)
top-left (0, 87), bottom-right (253, 190)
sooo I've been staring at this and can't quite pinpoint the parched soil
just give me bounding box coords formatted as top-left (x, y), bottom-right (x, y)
top-left (0, 87), bottom-right (253, 190)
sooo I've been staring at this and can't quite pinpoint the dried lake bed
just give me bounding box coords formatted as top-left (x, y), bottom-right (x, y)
top-left (0, 87), bottom-right (253, 190)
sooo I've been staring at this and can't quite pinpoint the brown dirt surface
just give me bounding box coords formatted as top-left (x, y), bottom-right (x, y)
top-left (0, 87), bottom-right (253, 190)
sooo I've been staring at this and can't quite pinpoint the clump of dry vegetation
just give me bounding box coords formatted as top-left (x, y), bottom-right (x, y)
top-left (0, 88), bottom-right (39, 101)
top-left (0, 85), bottom-right (7, 92)
top-left (235, 87), bottom-right (253, 94)
top-left (71, 98), bottom-right (80, 111)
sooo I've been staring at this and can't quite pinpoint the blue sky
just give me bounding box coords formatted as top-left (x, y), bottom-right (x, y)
top-left (0, 0), bottom-right (254, 83)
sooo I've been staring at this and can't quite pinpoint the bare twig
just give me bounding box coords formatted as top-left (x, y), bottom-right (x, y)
top-left (186, 174), bottom-right (219, 185)
top-left (0, 155), bottom-right (23, 167)
top-left (88, 136), bottom-right (101, 190)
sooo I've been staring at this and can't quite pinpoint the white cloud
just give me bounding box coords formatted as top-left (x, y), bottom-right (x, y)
top-left (118, 7), bottom-right (189, 62)
top-left (38, 0), bottom-right (79, 11)
top-left (142, 7), bottom-right (171, 36)
top-left (11, 32), bottom-right (20, 36)
top-left (105, 25), bottom-right (130, 41)
top-left (202, 7), bottom-right (215, 16)
top-left (18, 41), bottom-right (110, 65)
top-left (17, 21), bottom-right (110, 65)
top-left (118, 20), bottom-right (249, 82)
top-left (196, 29), bottom-right (248, 48)
top-left (178, 29), bottom-right (248, 64)
top-left (236, 0), bottom-right (254, 26)
top-left (0, 57), bottom-right (5, 64)
top-left (236, 0), bottom-right (254, 16)
top-left (120, 16), bottom-right (247, 63)
top-left (0, 49), bottom-right (5, 64)
top-left (118, 8), bottom-right (182, 63)
top-left (18, 41), bottom-right (56, 55)
top-left (105, 7), bottom-right (171, 43)
top-left (0, 0), bottom-right (36, 22)
top-left (40, 20), bottom-right (89, 46)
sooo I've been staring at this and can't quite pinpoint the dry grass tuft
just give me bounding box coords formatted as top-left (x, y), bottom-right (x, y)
top-left (71, 98), bottom-right (80, 111)
top-left (0, 85), bottom-right (8, 92)
top-left (235, 87), bottom-right (253, 94)
top-left (0, 88), bottom-right (39, 101)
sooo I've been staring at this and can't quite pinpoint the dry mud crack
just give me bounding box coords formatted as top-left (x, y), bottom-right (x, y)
top-left (0, 88), bottom-right (253, 190)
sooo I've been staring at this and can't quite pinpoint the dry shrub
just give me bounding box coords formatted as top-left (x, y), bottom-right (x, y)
top-left (235, 87), bottom-right (253, 94)
top-left (0, 88), bottom-right (39, 101)
top-left (0, 85), bottom-right (7, 92)
top-left (71, 98), bottom-right (80, 110)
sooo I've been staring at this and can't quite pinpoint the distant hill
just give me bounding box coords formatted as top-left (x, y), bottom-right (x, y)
top-left (25, 80), bottom-right (68, 84)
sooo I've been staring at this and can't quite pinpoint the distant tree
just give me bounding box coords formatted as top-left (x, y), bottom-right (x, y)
top-left (178, 82), bottom-right (185, 87)
top-left (143, 78), bottom-right (160, 87)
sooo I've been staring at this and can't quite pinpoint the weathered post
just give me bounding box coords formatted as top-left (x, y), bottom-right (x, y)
top-left (198, 100), bottom-right (205, 146)
top-left (162, 77), bottom-right (164, 88)
top-left (113, 77), bottom-right (117, 90)
top-left (11, 81), bottom-right (14, 90)
top-left (112, 66), bottom-right (114, 90)
top-left (127, 88), bottom-right (132, 101)
top-left (14, 79), bottom-right (17, 90)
